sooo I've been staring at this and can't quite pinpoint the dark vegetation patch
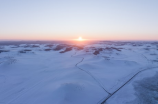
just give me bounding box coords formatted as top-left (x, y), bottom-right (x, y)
top-left (73, 45), bottom-right (84, 50)
top-left (53, 45), bottom-right (65, 51)
top-left (111, 47), bottom-right (122, 51)
top-left (23, 49), bottom-right (32, 51)
top-left (60, 47), bottom-right (72, 53)
top-left (138, 44), bottom-right (143, 46)
top-left (114, 42), bottom-right (126, 46)
top-left (102, 56), bottom-right (110, 60)
top-left (44, 49), bottom-right (52, 51)
top-left (98, 48), bottom-right (103, 51)
top-left (132, 44), bottom-right (143, 46)
top-left (31, 45), bottom-right (39, 48)
top-left (45, 44), bottom-right (54, 48)
top-left (130, 73), bottom-right (158, 104)
top-left (93, 51), bottom-right (100, 55)
top-left (0, 50), bottom-right (10, 53)
top-left (151, 42), bottom-right (158, 45)
top-left (153, 60), bottom-right (158, 62)
top-left (105, 47), bottom-right (122, 51)
top-left (19, 50), bottom-right (26, 53)
top-left (11, 47), bottom-right (18, 48)
top-left (23, 45), bottom-right (31, 48)
top-left (85, 50), bottom-right (89, 52)
top-left (19, 49), bottom-right (32, 53)
top-left (144, 48), bottom-right (150, 50)
top-left (100, 41), bottom-right (127, 46)
top-left (91, 47), bottom-right (97, 50)
top-left (93, 47), bottom-right (122, 55)
top-left (22, 44), bottom-right (39, 48)
top-left (150, 53), bottom-right (157, 55)
top-left (93, 48), bottom-right (103, 55)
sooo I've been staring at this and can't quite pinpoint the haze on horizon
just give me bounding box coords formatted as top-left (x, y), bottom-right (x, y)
top-left (0, 0), bottom-right (158, 41)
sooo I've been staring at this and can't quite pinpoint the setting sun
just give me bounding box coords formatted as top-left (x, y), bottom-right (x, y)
top-left (72, 37), bottom-right (87, 42)
top-left (78, 37), bottom-right (83, 41)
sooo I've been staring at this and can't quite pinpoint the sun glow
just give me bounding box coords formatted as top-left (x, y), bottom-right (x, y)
top-left (78, 37), bottom-right (83, 41)
top-left (73, 37), bottom-right (87, 42)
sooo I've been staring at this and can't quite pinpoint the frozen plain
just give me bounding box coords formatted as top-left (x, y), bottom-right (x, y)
top-left (0, 41), bottom-right (158, 104)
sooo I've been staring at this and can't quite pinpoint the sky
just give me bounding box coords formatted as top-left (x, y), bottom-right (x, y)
top-left (0, 0), bottom-right (158, 41)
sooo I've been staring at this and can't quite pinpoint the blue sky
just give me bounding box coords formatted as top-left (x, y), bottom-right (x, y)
top-left (0, 0), bottom-right (158, 40)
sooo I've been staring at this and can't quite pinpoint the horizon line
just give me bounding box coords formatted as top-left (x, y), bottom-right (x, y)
top-left (0, 39), bottom-right (158, 42)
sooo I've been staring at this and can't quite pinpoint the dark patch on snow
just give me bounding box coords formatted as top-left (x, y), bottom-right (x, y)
top-left (19, 50), bottom-right (26, 53)
top-left (150, 53), bottom-right (157, 55)
top-left (105, 47), bottom-right (122, 51)
top-left (23, 45), bottom-right (31, 48)
top-left (74, 45), bottom-right (84, 50)
top-left (60, 47), bottom-right (72, 53)
top-left (31, 45), bottom-right (39, 48)
top-left (153, 60), bottom-right (158, 62)
top-left (23, 49), bottom-right (32, 51)
top-left (93, 48), bottom-right (103, 55)
top-left (144, 48), bottom-right (150, 50)
top-left (44, 49), bottom-right (52, 51)
top-left (0, 50), bottom-right (10, 53)
top-left (93, 51), bottom-right (100, 55)
top-left (45, 44), bottom-right (54, 48)
top-left (53, 45), bottom-right (65, 51)
top-left (130, 73), bottom-right (158, 104)
top-left (19, 49), bottom-right (32, 53)
top-left (22, 44), bottom-right (39, 48)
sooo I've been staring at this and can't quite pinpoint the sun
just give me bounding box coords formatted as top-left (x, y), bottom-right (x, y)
top-left (73, 36), bottom-right (86, 41)
top-left (78, 37), bottom-right (83, 41)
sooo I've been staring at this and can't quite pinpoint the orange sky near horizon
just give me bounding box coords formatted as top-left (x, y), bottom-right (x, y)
top-left (1, 33), bottom-right (158, 41)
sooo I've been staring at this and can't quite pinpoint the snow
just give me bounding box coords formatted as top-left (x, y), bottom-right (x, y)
top-left (0, 41), bottom-right (158, 104)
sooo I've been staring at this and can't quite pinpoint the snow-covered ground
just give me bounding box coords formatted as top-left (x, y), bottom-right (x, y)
top-left (0, 41), bottom-right (158, 104)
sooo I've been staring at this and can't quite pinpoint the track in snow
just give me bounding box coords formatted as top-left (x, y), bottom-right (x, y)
top-left (75, 57), bottom-right (111, 95)
top-left (99, 66), bottom-right (158, 104)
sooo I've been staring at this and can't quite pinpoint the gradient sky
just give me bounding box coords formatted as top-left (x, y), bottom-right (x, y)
top-left (0, 0), bottom-right (158, 41)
